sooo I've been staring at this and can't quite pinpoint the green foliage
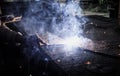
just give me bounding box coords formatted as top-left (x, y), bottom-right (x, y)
top-left (98, 0), bottom-right (108, 5)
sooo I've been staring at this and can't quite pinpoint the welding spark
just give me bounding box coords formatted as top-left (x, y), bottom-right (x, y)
top-left (21, 0), bottom-right (94, 57)
top-left (59, 37), bottom-right (80, 53)
top-left (62, 36), bottom-right (80, 47)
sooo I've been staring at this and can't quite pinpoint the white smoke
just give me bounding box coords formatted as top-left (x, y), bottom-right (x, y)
top-left (20, 0), bottom-right (94, 55)
top-left (48, 1), bottom-right (94, 52)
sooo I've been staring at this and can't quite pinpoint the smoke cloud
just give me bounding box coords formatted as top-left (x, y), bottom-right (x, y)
top-left (19, 0), bottom-right (94, 56)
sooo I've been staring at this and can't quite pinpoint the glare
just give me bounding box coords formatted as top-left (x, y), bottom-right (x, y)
top-left (58, 36), bottom-right (81, 54)
top-left (62, 36), bottom-right (80, 47)
top-left (56, 36), bottom-right (94, 53)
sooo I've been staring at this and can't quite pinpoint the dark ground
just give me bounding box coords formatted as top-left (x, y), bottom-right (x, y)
top-left (0, 15), bottom-right (120, 76)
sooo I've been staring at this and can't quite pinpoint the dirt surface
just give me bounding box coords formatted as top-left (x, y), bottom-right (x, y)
top-left (40, 15), bottom-right (120, 76)
top-left (82, 15), bottom-right (120, 56)
top-left (0, 15), bottom-right (120, 76)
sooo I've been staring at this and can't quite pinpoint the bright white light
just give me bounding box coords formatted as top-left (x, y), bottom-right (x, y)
top-left (59, 36), bottom-right (94, 53)
top-left (62, 36), bottom-right (80, 47)
top-left (60, 36), bottom-right (81, 54)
